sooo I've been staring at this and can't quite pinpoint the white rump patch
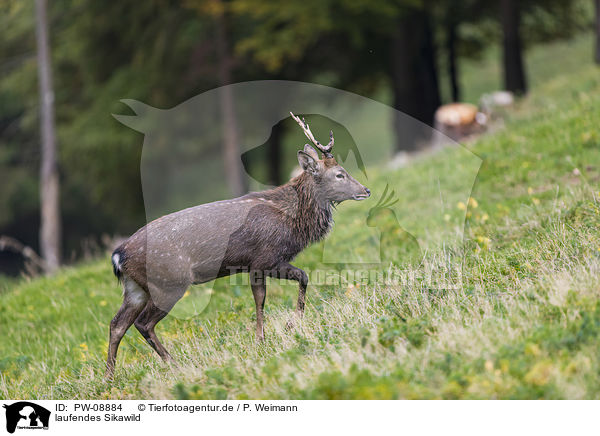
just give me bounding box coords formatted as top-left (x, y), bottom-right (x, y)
top-left (123, 277), bottom-right (149, 308)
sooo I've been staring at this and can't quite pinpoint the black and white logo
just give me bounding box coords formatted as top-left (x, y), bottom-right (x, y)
top-left (3, 402), bottom-right (50, 434)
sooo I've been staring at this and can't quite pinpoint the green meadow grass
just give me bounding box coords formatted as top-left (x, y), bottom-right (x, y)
top-left (1, 34), bottom-right (600, 399)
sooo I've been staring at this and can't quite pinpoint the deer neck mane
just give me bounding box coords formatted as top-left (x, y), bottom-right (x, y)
top-left (256, 172), bottom-right (333, 244)
top-left (290, 172), bottom-right (333, 243)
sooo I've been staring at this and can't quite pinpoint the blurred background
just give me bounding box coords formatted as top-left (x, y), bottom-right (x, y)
top-left (0, 0), bottom-right (596, 276)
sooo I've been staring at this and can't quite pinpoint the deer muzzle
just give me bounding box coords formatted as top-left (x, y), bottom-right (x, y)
top-left (353, 187), bottom-right (370, 200)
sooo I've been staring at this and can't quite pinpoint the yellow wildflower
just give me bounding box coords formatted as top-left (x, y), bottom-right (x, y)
top-left (345, 284), bottom-right (354, 297)
top-left (525, 343), bottom-right (541, 356)
top-left (524, 361), bottom-right (553, 386)
top-left (79, 343), bottom-right (88, 362)
top-left (477, 236), bottom-right (491, 245)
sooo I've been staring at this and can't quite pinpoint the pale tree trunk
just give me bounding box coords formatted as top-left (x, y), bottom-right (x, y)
top-left (595, 0), bottom-right (600, 64)
top-left (215, 2), bottom-right (246, 197)
top-left (35, 0), bottom-right (61, 273)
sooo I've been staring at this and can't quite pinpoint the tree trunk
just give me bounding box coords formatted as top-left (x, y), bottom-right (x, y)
top-left (390, 8), bottom-right (441, 151)
top-left (596, 0), bottom-right (600, 64)
top-left (215, 3), bottom-right (247, 197)
top-left (267, 121), bottom-right (283, 186)
top-left (447, 19), bottom-right (460, 102)
top-left (35, 0), bottom-right (61, 273)
top-left (500, 0), bottom-right (527, 94)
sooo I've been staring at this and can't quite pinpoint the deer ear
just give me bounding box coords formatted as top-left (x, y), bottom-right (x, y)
top-left (298, 150), bottom-right (320, 175)
top-left (303, 144), bottom-right (319, 161)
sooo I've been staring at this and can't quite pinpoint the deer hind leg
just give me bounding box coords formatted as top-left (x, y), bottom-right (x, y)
top-left (134, 300), bottom-right (174, 363)
top-left (105, 277), bottom-right (149, 379)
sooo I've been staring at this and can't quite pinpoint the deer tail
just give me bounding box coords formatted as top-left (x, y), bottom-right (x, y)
top-left (111, 247), bottom-right (126, 283)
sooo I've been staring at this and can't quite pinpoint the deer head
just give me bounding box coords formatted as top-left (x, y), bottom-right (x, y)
top-left (290, 112), bottom-right (370, 204)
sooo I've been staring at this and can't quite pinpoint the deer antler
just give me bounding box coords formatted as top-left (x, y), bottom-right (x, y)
top-left (290, 112), bottom-right (334, 157)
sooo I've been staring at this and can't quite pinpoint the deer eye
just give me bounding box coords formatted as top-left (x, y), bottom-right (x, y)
top-left (336, 173), bottom-right (345, 179)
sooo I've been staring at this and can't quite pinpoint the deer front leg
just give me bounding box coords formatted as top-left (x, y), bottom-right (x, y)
top-left (250, 271), bottom-right (266, 341)
top-left (267, 263), bottom-right (308, 325)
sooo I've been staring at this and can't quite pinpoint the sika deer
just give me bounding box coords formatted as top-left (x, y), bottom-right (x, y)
top-left (105, 112), bottom-right (370, 378)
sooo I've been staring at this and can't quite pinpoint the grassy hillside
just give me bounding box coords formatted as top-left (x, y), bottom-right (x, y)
top-left (2, 34), bottom-right (600, 399)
